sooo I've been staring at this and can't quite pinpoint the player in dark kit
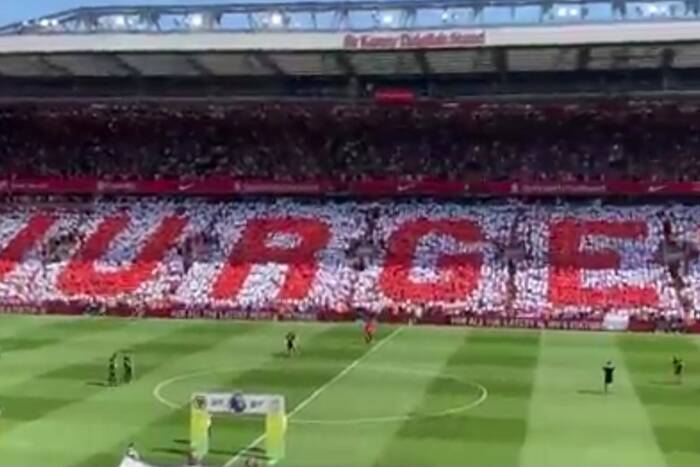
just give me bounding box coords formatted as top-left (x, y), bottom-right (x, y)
top-left (285, 331), bottom-right (298, 357)
top-left (672, 356), bottom-right (684, 384)
top-left (123, 354), bottom-right (134, 384)
top-left (603, 360), bottom-right (615, 394)
top-left (108, 353), bottom-right (118, 386)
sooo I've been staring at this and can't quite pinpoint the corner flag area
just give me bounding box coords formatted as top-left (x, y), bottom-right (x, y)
top-left (0, 315), bottom-right (698, 466)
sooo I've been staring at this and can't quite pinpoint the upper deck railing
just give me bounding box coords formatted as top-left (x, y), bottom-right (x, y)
top-left (1, 0), bottom-right (699, 35)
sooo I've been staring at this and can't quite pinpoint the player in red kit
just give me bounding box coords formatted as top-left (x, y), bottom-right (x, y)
top-left (364, 319), bottom-right (376, 344)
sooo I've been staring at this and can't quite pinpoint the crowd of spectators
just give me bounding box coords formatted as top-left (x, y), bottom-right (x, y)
top-left (1, 98), bottom-right (700, 324)
top-left (2, 100), bottom-right (700, 182)
top-left (0, 199), bottom-right (696, 321)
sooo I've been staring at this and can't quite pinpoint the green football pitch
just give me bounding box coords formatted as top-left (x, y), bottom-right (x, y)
top-left (0, 315), bottom-right (699, 467)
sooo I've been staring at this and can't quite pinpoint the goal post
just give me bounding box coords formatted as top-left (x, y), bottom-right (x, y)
top-left (190, 392), bottom-right (287, 464)
top-left (265, 398), bottom-right (287, 461)
top-left (190, 395), bottom-right (211, 461)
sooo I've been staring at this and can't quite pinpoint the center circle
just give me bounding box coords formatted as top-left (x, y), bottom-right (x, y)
top-left (153, 365), bottom-right (487, 425)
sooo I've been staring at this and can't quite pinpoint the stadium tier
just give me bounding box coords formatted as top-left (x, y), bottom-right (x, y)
top-left (0, 101), bottom-right (699, 183)
top-left (0, 199), bottom-right (696, 326)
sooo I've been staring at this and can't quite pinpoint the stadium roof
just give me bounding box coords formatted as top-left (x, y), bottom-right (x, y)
top-left (1, 0), bottom-right (700, 34)
top-left (2, 0), bottom-right (700, 98)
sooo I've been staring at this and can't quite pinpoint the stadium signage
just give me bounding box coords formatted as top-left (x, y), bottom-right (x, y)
top-left (11, 180), bottom-right (50, 191)
top-left (343, 30), bottom-right (485, 50)
top-left (195, 392), bottom-right (285, 415)
top-left (0, 303), bottom-right (43, 314)
top-left (510, 182), bottom-right (608, 195)
top-left (449, 316), bottom-right (605, 331)
top-left (172, 307), bottom-right (321, 321)
top-left (8, 176), bottom-right (700, 197)
top-left (8, 299), bottom-right (700, 333)
top-left (97, 181), bottom-right (137, 192)
top-left (234, 181), bottom-right (322, 194)
top-left (6, 21), bottom-right (700, 55)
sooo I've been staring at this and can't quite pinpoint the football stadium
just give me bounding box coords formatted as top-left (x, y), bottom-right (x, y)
top-left (0, 0), bottom-right (700, 466)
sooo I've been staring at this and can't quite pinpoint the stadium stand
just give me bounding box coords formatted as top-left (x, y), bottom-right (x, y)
top-left (1, 101), bottom-right (700, 182)
top-left (6, 3), bottom-right (700, 467)
top-left (0, 199), bottom-right (695, 326)
top-left (1, 2), bottom-right (700, 333)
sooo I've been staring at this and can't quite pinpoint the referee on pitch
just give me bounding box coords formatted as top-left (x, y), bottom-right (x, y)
top-left (603, 360), bottom-right (615, 394)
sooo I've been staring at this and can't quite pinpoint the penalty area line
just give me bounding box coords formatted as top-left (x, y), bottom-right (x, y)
top-left (223, 326), bottom-right (404, 467)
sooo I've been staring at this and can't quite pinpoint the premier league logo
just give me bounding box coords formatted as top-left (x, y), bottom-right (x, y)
top-left (229, 392), bottom-right (247, 413)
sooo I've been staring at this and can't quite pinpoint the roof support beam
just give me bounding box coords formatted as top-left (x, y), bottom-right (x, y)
top-left (576, 47), bottom-right (590, 71)
top-left (38, 55), bottom-right (74, 76)
top-left (334, 52), bottom-right (355, 76)
top-left (492, 48), bottom-right (508, 75)
top-left (111, 54), bottom-right (142, 76)
top-left (251, 53), bottom-right (285, 76)
top-left (661, 48), bottom-right (675, 69)
top-left (184, 54), bottom-right (214, 76)
top-left (414, 50), bottom-right (432, 75)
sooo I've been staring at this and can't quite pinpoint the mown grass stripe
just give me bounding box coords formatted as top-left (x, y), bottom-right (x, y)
top-left (4, 318), bottom-right (700, 467)
top-left (0, 320), bottom-right (262, 467)
top-left (0, 316), bottom-right (133, 355)
top-left (196, 325), bottom-right (381, 467)
top-left (225, 326), bottom-right (404, 467)
top-left (618, 333), bottom-right (700, 467)
top-left (376, 329), bottom-right (542, 467)
top-left (0, 317), bottom-right (137, 396)
top-left (521, 331), bottom-right (666, 467)
top-left (74, 323), bottom-right (357, 467)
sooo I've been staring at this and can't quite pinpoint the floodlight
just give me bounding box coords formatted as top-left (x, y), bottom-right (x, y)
top-left (113, 15), bottom-right (126, 28)
top-left (189, 13), bottom-right (204, 28)
top-left (269, 12), bottom-right (284, 26)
